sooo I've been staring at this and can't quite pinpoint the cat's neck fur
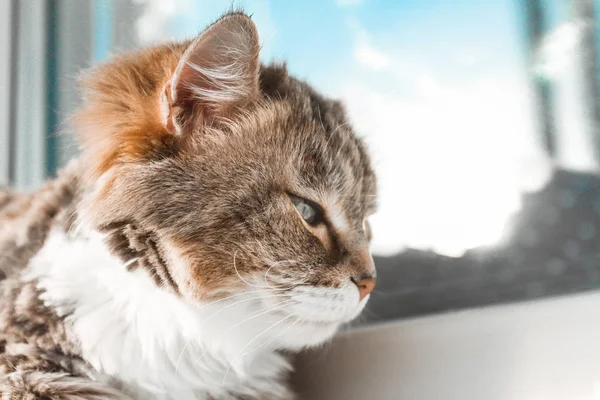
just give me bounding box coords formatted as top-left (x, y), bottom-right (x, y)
top-left (25, 227), bottom-right (292, 400)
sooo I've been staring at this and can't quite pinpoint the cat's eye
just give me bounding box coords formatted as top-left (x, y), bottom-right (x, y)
top-left (289, 194), bottom-right (323, 226)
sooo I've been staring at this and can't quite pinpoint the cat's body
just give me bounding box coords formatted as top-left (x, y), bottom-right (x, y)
top-left (0, 198), bottom-right (294, 399)
top-left (0, 12), bottom-right (377, 400)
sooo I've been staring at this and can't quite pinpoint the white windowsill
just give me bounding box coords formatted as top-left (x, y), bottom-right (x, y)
top-left (294, 290), bottom-right (600, 400)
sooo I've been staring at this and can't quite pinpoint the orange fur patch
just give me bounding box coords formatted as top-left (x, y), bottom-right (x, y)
top-left (73, 42), bottom-right (191, 181)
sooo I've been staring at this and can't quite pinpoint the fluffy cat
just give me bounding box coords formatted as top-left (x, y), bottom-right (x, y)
top-left (0, 12), bottom-right (377, 400)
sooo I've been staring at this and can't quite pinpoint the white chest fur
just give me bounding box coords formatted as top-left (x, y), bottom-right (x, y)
top-left (24, 230), bottom-right (292, 400)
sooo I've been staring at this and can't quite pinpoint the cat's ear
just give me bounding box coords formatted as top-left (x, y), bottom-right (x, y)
top-left (162, 13), bottom-right (261, 134)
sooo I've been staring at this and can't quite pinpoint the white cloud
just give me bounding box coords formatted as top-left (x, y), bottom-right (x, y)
top-left (333, 17), bottom-right (556, 256)
top-left (354, 38), bottom-right (390, 70)
top-left (133, 0), bottom-right (178, 44)
top-left (348, 19), bottom-right (390, 70)
top-left (333, 73), bottom-right (551, 257)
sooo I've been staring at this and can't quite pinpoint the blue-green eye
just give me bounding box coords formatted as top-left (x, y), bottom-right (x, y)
top-left (289, 195), bottom-right (323, 226)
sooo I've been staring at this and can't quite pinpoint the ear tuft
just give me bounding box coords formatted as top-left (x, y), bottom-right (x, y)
top-left (72, 13), bottom-right (261, 182)
top-left (165, 13), bottom-right (261, 133)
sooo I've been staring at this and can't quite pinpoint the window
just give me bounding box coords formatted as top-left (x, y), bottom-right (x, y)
top-left (4, 0), bottom-right (600, 324)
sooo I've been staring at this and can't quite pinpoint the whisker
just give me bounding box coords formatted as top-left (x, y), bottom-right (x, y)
top-left (234, 252), bottom-right (298, 290)
top-left (262, 260), bottom-right (313, 290)
top-left (264, 260), bottom-right (298, 287)
top-left (197, 287), bottom-right (291, 311)
top-left (255, 317), bottom-right (300, 353)
top-left (176, 294), bottom-right (293, 375)
top-left (201, 293), bottom-right (289, 325)
top-left (267, 278), bottom-right (311, 290)
top-left (222, 299), bottom-right (295, 334)
top-left (174, 338), bottom-right (198, 375)
top-left (232, 250), bottom-right (262, 288)
top-left (222, 314), bottom-right (295, 383)
top-left (233, 252), bottom-right (309, 291)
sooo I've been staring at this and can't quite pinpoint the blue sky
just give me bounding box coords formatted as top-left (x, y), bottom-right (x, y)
top-left (136, 0), bottom-right (528, 89)
top-left (132, 0), bottom-right (560, 256)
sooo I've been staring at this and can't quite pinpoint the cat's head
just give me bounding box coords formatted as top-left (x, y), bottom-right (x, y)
top-left (74, 12), bottom-right (377, 348)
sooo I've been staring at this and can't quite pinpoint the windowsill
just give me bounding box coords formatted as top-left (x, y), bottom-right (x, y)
top-left (294, 289), bottom-right (600, 400)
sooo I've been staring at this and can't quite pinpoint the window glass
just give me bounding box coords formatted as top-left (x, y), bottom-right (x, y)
top-left (108, 0), bottom-right (545, 258)
top-left (9, 0), bottom-right (600, 323)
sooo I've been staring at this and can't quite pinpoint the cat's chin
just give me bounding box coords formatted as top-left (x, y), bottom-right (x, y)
top-left (275, 318), bottom-right (341, 350)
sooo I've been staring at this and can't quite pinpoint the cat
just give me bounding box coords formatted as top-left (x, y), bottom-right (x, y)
top-left (0, 11), bottom-right (377, 400)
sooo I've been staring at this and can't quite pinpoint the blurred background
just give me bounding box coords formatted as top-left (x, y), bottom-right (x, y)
top-left (1, 0), bottom-right (600, 324)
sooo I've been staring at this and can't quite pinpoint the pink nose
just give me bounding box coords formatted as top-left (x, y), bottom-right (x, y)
top-left (353, 278), bottom-right (376, 301)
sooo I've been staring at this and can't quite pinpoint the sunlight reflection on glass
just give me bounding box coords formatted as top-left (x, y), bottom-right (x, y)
top-left (129, 0), bottom-right (594, 260)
